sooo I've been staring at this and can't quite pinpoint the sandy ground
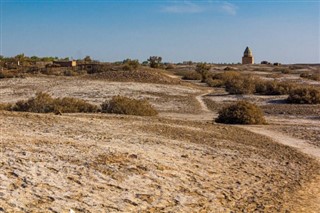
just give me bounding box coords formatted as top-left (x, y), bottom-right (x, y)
top-left (1, 111), bottom-right (319, 212)
top-left (0, 76), bottom-right (203, 113)
top-left (1, 73), bottom-right (320, 212)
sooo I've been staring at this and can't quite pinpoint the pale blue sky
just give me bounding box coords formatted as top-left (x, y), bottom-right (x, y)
top-left (1, 0), bottom-right (319, 63)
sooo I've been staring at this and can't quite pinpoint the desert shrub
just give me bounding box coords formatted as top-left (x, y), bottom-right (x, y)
top-left (287, 87), bottom-right (320, 104)
top-left (12, 92), bottom-right (98, 113)
top-left (225, 75), bottom-right (256, 94)
top-left (13, 92), bottom-right (55, 113)
top-left (195, 63), bottom-right (211, 82)
top-left (300, 72), bottom-right (320, 81)
top-left (215, 101), bottom-right (266, 124)
top-left (122, 59), bottom-right (139, 71)
top-left (0, 70), bottom-right (24, 78)
top-left (224, 66), bottom-right (236, 71)
top-left (0, 103), bottom-right (13, 111)
top-left (255, 80), bottom-right (294, 95)
top-left (205, 79), bottom-right (224, 87)
top-left (53, 97), bottom-right (99, 113)
top-left (148, 56), bottom-right (162, 68)
top-left (101, 96), bottom-right (158, 116)
top-left (165, 64), bottom-right (175, 70)
top-left (181, 71), bottom-right (202, 80)
top-left (63, 70), bottom-right (79, 76)
top-left (212, 71), bottom-right (241, 82)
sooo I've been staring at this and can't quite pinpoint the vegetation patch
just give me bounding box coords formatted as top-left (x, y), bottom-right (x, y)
top-left (180, 71), bottom-right (202, 80)
top-left (287, 87), bottom-right (320, 104)
top-left (101, 96), bottom-right (158, 116)
top-left (300, 72), bottom-right (320, 81)
top-left (215, 101), bottom-right (266, 124)
top-left (12, 92), bottom-right (98, 113)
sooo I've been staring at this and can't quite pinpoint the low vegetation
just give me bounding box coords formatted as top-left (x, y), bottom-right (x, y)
top-left (101, 96), bottom-right (158, 116)
top-left (287, 87), bottom-right (320, 104)
top-left (181, 71), bottom-right (202, 80)
top-left (206, 71), bottom-right (296, 95)
top-left (300, 72), bottom-right (320, 81)
top-left (12, 92), bottom-right (98, 113)
top-left (215, 101), bottom-right (266, 124)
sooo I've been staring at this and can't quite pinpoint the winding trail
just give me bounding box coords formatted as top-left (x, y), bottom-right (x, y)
top-left (195, 90), bottom-right (212, 112)
top-left (239, 126), bottom-right (320, 161)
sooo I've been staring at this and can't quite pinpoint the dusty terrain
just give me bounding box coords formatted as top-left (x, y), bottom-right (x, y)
top-left (1, 64), bottom-right (320, 212)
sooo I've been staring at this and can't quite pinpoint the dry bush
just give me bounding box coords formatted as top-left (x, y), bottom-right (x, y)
top-left (205, 79), bottom-right (225, 87)
top-left (225, 75), bottom-right (256, 94)
top-left (0, 103), bottom-right (13, 111)
top-left (255, 80), bottom-right (294, 95)
top-left (300, 72), bottom-right (320, 81)
top-left (54, 97), bottom-right (99, 113)
top-left (12, 92), bottom-right (98, 113)
top-left (287, 87), bottom-right (320, 104)
top-left (207, 71), bottom-right (297, 96)
top-left (101, 96), bottom-right (158, 116)
top-left (0, 70), bottom-right (24, 78)
top-left (180, 71), bottom-right (202, 80)
top-left (215, 101), bottom-right (266, 124)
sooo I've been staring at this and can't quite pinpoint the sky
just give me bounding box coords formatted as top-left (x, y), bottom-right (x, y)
top-left (0, 0), bottom-right (319, 64)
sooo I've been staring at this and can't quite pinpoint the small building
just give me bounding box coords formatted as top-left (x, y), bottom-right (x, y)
top-left (53, 60), bottom-right (77, 67)
top-left (242, 47), bottom-right (254, 64)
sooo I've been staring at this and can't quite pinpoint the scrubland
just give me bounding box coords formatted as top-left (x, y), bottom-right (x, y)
top-left (0, 63), bottom-right (320, 212)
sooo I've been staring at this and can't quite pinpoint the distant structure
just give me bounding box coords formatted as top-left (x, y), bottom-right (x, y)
top-left (242, 47), bottom-right (254, 64)
top-left (53, 60), bottom-right (77, 67)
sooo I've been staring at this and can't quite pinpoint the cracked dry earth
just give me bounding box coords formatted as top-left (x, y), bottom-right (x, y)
top-left (1, 111), bottom-right (320, 212)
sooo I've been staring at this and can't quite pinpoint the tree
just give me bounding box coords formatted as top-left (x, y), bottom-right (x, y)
top-left (147, 56), bottom-right (162, 68)
top-left (195, 63), bottom-right (211, 82)
top-left (84, 56), bottom-right (92, 62)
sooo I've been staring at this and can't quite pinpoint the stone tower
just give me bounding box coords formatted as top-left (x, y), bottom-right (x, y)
top-left (242, 47), bottom-right (254, 64)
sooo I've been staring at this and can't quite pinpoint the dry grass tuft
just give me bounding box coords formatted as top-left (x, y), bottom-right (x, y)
top-left (101, 96), bottom-right (158, 116)
top-left (12, 92), bottom-right (98, 113)
top-left (215, 101), bottom-right (266, 124)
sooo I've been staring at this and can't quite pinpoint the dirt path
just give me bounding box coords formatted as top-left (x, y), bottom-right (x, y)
top-left (240, 126), bottom-right (320, 161)
top-left (195, 90), bottom-right (212, 112)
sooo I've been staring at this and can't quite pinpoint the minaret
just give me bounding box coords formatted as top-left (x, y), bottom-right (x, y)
top-left (242, 47), bottom-right (254, 64)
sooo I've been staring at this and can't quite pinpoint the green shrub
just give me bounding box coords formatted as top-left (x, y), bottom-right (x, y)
top-left (101, 96), bottom-right (158, 116)
top-left (12, 92), bottom-right (98, 113)
top-left (287, 87), bottom-right (320, 104)
top-left (215, 101), bottom-right (266, 124)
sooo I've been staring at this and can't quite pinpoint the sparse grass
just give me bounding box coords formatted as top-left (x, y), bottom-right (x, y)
top-left (101, 96), bottom-right (158, 116)
top-left (215, 101), bottom-right (266, 124)
top-left (12, 92), bottom-right (98, 113)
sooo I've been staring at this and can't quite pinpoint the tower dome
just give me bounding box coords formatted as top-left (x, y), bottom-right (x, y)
top-left (243, 46), bottom-right (253, 57)
top-left (242, 46), bottom-right (254, 64)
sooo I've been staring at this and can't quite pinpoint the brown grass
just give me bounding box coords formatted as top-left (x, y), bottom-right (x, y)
top-left (101, 96), bottom-right (158, 116)
top-left (215, 101), bottom-right (266, 124)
